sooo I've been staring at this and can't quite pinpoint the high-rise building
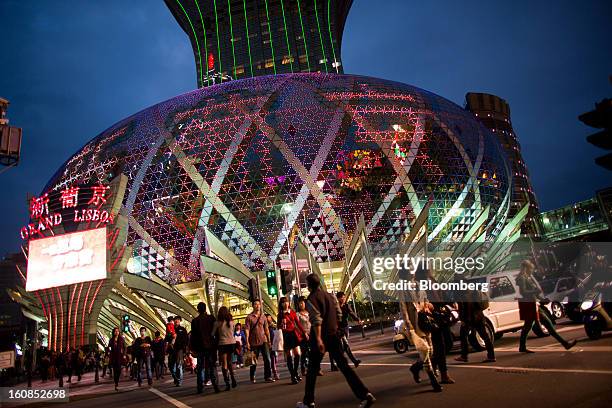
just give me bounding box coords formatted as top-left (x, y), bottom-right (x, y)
top-left (164, 0), bottom-right (351, 87)
top-left (465, 92), bottom-right (541, 236)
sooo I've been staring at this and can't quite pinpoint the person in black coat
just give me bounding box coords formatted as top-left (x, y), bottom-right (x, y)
top-left (108, 327), bottom-right (126, 391)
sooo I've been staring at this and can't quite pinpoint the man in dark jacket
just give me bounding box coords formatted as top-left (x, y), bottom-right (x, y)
top-left (151, 331), bottom-right (166, 380)
top-left (190, 302), bottom-right (220, 393)
top-left (297, 274), bottom-right (375, 408)
top-left (168, 316), bottom-right (189, 386)
top-left (455, 289), bottom-right (496, 363)
top-left (133, 327), bottom-right (153, 386)
top-left (330, 292), bottom-right (361, 370)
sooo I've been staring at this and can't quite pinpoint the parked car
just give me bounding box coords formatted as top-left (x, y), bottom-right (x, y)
top-left (540, 276), bottom-right (578, 319)
top-left (450, 270), bottom-right (556, 351)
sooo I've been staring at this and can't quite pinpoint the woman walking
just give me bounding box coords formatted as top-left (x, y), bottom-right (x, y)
top-left (212, 306), bottom-right (238, 391)
top-left (297, 296), bottom-right (311, 377)
top-left (517, 260), bottom-right (577, 353)
top-left (109, 327), bottom-right (126, 391)
top-left (278, 296), bottom-right (306, 384)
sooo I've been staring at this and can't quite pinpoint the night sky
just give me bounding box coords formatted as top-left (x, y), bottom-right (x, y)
top-left (0, 0), bottom-right (610, 255)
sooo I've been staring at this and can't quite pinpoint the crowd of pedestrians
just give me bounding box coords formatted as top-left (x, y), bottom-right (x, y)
top-left (28, 258), bottom-right (580, 408)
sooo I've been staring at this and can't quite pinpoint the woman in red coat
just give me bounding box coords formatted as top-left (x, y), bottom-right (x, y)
top-left (278, 296), bottom-right (307, 384)
top-left (517, 260), bottom-right (576, 353)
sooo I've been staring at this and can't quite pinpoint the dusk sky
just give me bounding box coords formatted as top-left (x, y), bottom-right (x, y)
top-left (1, 0), bottom-right (610, 255)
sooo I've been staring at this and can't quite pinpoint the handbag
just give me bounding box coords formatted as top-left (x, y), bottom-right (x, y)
top-left (244, 351), bottom-right (256, 367)
top-left (432, 305), bottom-right (454, 328)
top-left (417, 311), bottom-right (438, 333)
top-left (272, 328), bottom-right (284, 352)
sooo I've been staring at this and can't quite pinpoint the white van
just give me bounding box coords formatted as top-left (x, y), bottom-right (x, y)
top-left (451, 270), bottom-right (555, 350)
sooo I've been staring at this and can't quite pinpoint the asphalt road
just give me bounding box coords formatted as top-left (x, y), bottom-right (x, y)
top-left (8, 322), bottom-right (612, 408)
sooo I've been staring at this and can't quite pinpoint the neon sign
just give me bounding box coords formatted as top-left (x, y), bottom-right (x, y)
top-left (21, 183), bottom-right (114, 240)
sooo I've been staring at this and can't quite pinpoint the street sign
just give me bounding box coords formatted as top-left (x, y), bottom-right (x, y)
top-left (0, 350), bottom-right (15, 369)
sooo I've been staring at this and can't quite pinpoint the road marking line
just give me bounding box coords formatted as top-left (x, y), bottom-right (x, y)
top-left (452, 365), bottom-right (612, 375)
top-left (555, 326), bottom-right (580, 332)
top-left (149, 387), bottom-right (192, 408)
top-left (354, 350), bottom-right (396, 355)
top-left (356, 362), bottom-right (612, 375)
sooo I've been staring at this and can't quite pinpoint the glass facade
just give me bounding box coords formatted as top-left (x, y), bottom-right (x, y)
top-left (42, 73), bottom-right (512, 285)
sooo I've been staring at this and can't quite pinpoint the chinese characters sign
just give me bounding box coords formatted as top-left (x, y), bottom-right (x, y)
top-left (21, 183), bottom-right (114, 240)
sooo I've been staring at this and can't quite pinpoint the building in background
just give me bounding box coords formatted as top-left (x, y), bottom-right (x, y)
top-left (0, 252), bottom-right (44, 374)
top-left (164, 0), bottom-right (351, 87)
top-left (465, 92), bottom-right (541, 237)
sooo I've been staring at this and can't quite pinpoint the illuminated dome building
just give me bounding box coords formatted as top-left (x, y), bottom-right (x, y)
top-left (44, 73), bottom-right (515, 302)
top-left (20, 1), bottom-right (527, 349)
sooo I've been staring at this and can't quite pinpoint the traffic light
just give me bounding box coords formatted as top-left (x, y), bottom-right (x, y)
top-left (247, 278), bottom-right (260, 303)
top-left (580, 95), bottom-right (612, 171)
top-left (122, 314), bottom-right (130, 333)
top-left (266, 270), bottom-right (278, 296)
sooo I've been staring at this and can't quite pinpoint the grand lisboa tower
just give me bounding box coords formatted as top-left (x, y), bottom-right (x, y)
top-left (26, 1), bottom-right (524, 347)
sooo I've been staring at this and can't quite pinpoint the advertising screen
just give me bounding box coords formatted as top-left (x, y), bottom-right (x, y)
top-left (26, 228), bottom-right (107, 291)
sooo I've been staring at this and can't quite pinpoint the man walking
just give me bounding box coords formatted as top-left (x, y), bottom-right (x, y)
top-left (133, 327), bottom-right (153, 386)
top-left (455, 289), bottom-right (496, 363)
top-left (297, 274), bottom-right (375, 408)
top-left (244, 299), bottom-right (273, 383)
top-left (168, 316), bottom-right (189, 386)
top-left (190, 302), bottom-right (220, 394)
top-left (330, 292), bottom-right (361, 371)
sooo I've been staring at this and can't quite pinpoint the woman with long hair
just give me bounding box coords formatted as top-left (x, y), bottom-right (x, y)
top-left (297, 296), bottom-right (311, 377)
top-left (212, 306), bottom-right (237, 391)
top-left (108, 327), bottom-right (125, 391)
top-left (278, 296), bottom-right (306, 384)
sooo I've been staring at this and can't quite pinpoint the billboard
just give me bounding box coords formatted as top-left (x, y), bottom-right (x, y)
top-left (26, 228), bottom-right (107, 291)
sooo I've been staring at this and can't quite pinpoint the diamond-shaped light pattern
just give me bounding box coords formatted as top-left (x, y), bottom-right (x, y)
top-left (44, 74), bottom-right (510, 284)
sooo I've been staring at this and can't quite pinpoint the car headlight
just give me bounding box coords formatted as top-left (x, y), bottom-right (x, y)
top-left (580, 300), bottom-right (594, 311)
